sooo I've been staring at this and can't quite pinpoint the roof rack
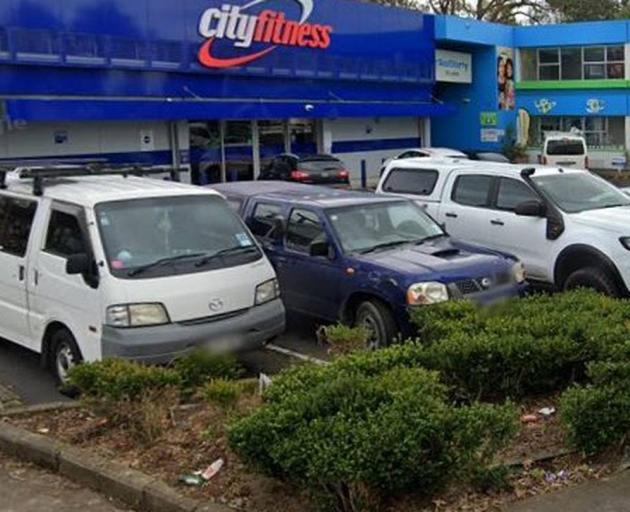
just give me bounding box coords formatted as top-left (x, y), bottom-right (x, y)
top-left (0, 161), bottom-right (181, 196)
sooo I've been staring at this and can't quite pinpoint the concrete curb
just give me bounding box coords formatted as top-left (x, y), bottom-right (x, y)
top-left (0, 400), bottom-right (81, 417)
top-left (0, 422), bottom-right (231, 512)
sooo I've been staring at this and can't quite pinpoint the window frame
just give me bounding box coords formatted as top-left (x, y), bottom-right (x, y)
top-left (382, 167), bottom-right (439, 196)
top-left (450, 174), bottom-right (495, 209)
top-left (492, 177), bottom-right (540, 212)
top-left (284, 207), bottom-right (326, 255)
top-left (536, 45), bottom-right (625, 81)
top-left (248, 201), bottom-right (284, 240)
top-left (0, 193), bottom-right (39, 258)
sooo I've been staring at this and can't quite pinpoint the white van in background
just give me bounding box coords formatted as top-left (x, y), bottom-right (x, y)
top-left (0, 165), bottom-right (285, 385)
top-left (541, 132), bottom-right (588, 169)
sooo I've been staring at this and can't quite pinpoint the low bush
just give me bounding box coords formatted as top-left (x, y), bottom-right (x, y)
top-left (560, 361), bottom-right (630, 454)
top-left (172, 349), bottom-right (243, 395)
top-left (67, 358), bottom-right (182, 401)
top-left (203, 378), bottom-right (242, 410)
top-left (317, 324), bottom-right (370, 357)
top-left (409, 290), bottom-right (630, 399)
top-left (229, 362), bottom-right (517, 512)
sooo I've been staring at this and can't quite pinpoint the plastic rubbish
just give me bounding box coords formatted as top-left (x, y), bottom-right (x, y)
top-left (259, 373), bottom-right (273, 395)
top-left (178, 474), bottom-right (205, 487)
top-left (545, 469), bottom-right (569, 483)
top-left (200, 458), bottom-right (224, 481)
top-left (538, 406), bottom-right (556, 417)
top-left (521, 414), bottom-right (539, 424)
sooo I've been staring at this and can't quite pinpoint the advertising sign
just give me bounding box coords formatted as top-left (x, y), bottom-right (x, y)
top-left (435, 49), bottom-right (472, 83)
top-left (497, 47), bottom-right (515, 111)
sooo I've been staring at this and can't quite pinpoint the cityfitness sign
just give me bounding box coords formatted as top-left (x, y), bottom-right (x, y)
top-left (198, 0), bottom-right (333, 69)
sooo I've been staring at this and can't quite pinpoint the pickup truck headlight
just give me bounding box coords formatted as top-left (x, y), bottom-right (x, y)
top-left (255, 278), bottom-right (280, 305)
top-left (620, 237), bottom-right (630, 251)
top-left (106, 303), bottom-right (170, 328)
top-left (512, 261), bottom-right (526, 284)
top-left (407, 282), bottom-right (449, 305)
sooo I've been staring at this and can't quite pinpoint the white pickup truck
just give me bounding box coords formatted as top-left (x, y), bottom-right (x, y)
top-left (377, 159), bottom-right (630, 296)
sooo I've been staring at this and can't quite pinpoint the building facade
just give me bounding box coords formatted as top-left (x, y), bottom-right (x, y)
top-left (0, 2), bottom-right (629, 185)
top-left (0, 0), bottom-right (448, 186)
top-left (432, 17), bottom-right (630, 170)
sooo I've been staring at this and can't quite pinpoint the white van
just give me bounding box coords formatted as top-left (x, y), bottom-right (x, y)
top-left (0, 166), bottom-right (285, 384)
top-left (541, 132), bottom-right (588, 169)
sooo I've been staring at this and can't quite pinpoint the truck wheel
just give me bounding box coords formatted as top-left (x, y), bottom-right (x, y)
top-left (563, 266), bottom-right (621, 297)
top-left (51, 330), bottom-right (83, 386)
top-left (355, 300), bottom-right (398, 349)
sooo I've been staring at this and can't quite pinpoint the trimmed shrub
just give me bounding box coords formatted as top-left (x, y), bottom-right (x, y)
top-left (172, 349), bottom-right (243, 394)
top-left (229, 363), bottom-right (517, 511)
top-left (203, 378), bottom-right (242, 410)
top-left (67, 358), bottom-right (181, 401)
top-left (318, 324), bottom-right (370, 357)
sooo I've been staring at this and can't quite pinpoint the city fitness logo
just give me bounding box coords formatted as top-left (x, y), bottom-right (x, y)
top-left (197, 0), bottom-right (332, 69)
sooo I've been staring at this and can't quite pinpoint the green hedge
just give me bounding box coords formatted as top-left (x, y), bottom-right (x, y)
top-left (229, 361), bottom-right (517, 511)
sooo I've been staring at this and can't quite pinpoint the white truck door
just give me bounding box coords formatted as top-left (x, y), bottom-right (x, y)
top-left (0, 194), bottom-right (39, 347)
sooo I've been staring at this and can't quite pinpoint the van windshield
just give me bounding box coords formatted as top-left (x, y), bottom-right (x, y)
top-left (532, 172), bottom-right (630, 213)
top-left (327, 200), bottom-right (444, 254)
top-left (546, 140), bottom-right (585, 156)
top-left (95, 195), bottom-right (261, 278)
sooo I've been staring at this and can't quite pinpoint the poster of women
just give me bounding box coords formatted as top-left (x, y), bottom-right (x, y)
top-left (497, 48), bottom-right (515, 110)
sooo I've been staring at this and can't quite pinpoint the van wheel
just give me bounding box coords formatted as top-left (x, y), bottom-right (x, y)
top-left (50, 330), bottom-right (83, 386)
top-left (563, 266), bottom-right (621, 297)
top-left (354, 300), bottom-right (398, 349)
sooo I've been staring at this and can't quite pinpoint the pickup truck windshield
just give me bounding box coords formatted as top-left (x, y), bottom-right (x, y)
top-left (327, 200), bottom-right (444, 254)
top-left (95, 195), bottom-right (260, 278)
top-left (532, 173), bottom-right (630, 213)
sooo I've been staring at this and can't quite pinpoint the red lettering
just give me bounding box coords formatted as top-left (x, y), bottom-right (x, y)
top-left (254, 10), bottom-right (275, 42)
top-left (271, 12), bottom-right (286, 44)
top-left (297, 24), bottom-right (311, 47)
top-left (319, 25), bottom-right (332, 49)
top-left (281, 21), bottom-right (300, 45)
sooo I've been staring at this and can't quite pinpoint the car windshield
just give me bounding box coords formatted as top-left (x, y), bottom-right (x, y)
top-left (95, 195), bottom-right (260, 278)
top-left (546, 140), bottom-right (585, 156)
top-left (532, 172), bottom-right (630, 213)
top-left (327, 200), bottom-right (444, 254)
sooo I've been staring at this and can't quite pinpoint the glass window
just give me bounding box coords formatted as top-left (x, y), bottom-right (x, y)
top-left (533, 173), bottom-right (630, 213)
top-left (249, 203), bottom-right (283, 238)
top-left (496, 179), bottom-right (539, 211)
top-left (45, 210), bottom-right (86, 257)
top-left (328, 201), bottom-right (443, 254)
top-left (452, 175), bottom-right (493, 207)
top-left (539, 48), bottom-right (559, 64)
top-left (0, 195), bottom-right (37, 257)
top-left (584, 47), bottom-right (605, 62)
top-left (286, 209), bottom-right (325, 253)
top-left (95, 195), bottom-right (260, 278)
top-left (539, 65), bottom-right (560, 80)
top-left (561, 48), bottom-right (582, 80)
top-left (398, 151), bottom-right (426, 159)
top-left (546, 140), bottom-right (586, 155)
top-left (607, 45), bottom-right (625, 62)
top-left (584, 63), bottom-right (605, 79)
top-left (608, 62), bottom-right (624, 79)
top-left (382, 168), bottom-right (439, 196)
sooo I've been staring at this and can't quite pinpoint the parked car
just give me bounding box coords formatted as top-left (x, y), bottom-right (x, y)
top-left (541, 132), bottom-right (588, 168)
top-left (379, 147), bottom-right (468, 176)
top-left (465, 151), bottom-right (511, 163)
top-left (0, 166), bottom-right (285, 384)
top-left (210, 182), bottom-right (526, 347)
top-left (259, 153), bottom-right (350, 186)
top-left (377, 159), bottom-right (630, 296)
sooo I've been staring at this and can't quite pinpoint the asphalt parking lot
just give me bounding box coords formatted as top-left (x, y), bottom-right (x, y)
top-left (0, 313), bottom-right (329, 407)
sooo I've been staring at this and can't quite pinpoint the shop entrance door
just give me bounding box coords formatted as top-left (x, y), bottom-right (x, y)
top-left (289, 119), bottom-right (318, 156)
top-left (224, 121), bottom-right (254, 182)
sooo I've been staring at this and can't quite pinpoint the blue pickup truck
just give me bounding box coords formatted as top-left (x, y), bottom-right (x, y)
top-left (211, 182), bottom-right (526, 347)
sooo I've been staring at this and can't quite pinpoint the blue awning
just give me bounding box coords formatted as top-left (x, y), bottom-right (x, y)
top-left (6, 98), bottom-right (456, 122)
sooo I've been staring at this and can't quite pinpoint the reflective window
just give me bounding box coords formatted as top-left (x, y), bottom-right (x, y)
top-left (452, 175), bottom-right (493, 207)
top-left (496, 179), bottom-right (538, 211)
top-left (45, 210), bottom-right (86, 257)
top-left (532, 45), bottom-right (625, 81)
top-left (286, 209), bottom-right (325, 253)
top-left (0, 195), bottom-right (37, 257)
top-left (249, 203), bottom-right (283, 238)
top-left (382, 168), bottom-right (439, 196)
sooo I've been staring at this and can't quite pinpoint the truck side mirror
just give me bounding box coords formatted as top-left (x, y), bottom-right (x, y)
top-left (66, 253), bottom-right (99, 288)
top-left (515, 200), bottom-right (546, 217)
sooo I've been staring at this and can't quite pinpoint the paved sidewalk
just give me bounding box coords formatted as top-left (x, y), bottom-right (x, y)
top-left (509, 470), bottom-right (630, 512)
top-left (0, 451), bottom-right (130, 512)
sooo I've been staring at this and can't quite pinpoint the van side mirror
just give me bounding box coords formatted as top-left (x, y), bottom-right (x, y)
top-left (515, 200), bottom-right (546, 217)
top-left (310, 240), bottom-right (331, 258)
top-left (66, 253), bottom-right (99, 288)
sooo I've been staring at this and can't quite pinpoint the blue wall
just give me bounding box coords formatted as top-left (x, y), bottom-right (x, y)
top-left (514, 20), bottom-right (630, 47)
